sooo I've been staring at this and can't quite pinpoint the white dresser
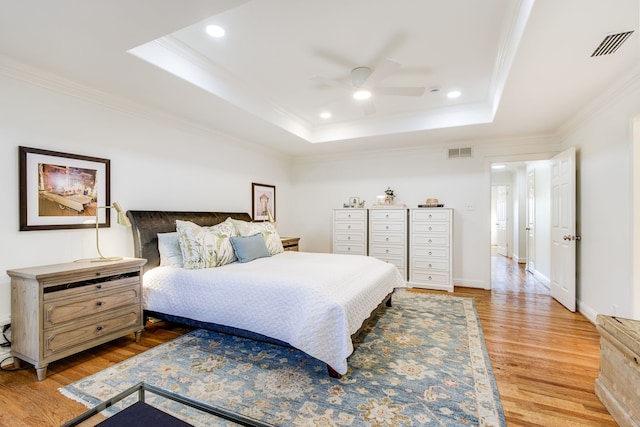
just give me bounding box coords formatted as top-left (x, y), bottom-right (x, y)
top-left (333, 209), bottom-right (368, 255)
top-left (409, 208), bottom-right (453, 291)
top-left (368, 208), bottom-right (408, 279)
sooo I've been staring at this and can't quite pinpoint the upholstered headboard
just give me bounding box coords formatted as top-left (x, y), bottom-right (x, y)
top-left (126, 210), bottom-right (253, 273)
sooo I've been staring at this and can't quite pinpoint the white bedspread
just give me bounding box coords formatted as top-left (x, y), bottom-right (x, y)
top-left (143, 251), bottom-right (406, 375)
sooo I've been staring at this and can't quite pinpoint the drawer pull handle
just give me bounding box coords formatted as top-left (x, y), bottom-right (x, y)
top-left (347, 236), bottom-right (351, 240)
top-left (348, 214), bottom-right (351, 218)
top-left (348, 225), bottom-right (351, 229)
top-left (96, 284), bottom-right (102, 289)
top-left (385, 249), bottom-right (389, 253)
top-left (96, 326), bottom-right (103, 331)
top-left (96, 301), bottom-right (104, 307)
top-left (428, 276), bottom-right (433, 280)
top-left (428, 264), bottom-right (432, 268)
top-left (385, 237), bottom-right (389, 242)
top-left (428, 214), bottom-right (432, 219)
top-left (385, 214), bottom-right (389, 218)
top-left (385, 226), bottom-right (389, 230)
top-left (428, 226), bottom-right (432, 231)
top-left (428, 239), bottom-right (432, 243)
top-left (428, 251), bottom-right (432, 255)
top-left (348, 247), bottom-right (351, 251)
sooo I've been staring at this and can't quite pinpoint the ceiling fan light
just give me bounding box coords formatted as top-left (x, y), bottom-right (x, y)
top-left (353, 90), bottom-right (372, 100)
top-left (320, 111), bottom-right (332, 119)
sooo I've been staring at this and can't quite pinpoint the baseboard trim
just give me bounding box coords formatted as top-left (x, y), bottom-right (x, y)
top-left (454, 278), bottom-right (487, 290)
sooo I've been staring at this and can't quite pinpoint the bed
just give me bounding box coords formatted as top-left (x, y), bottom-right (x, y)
top-left (127, 210), bottom-right (406, 377)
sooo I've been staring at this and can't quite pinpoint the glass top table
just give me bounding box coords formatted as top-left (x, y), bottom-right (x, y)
top-left (62, 382), bottom-right (273, 427)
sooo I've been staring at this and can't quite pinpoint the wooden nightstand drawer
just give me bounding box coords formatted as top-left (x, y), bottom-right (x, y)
top-left (44, 284), bottom-right (141, 328)
top-left (43, 306), bottom-right (142, 358)
top-left (280, 237), bottom-right (300, 251)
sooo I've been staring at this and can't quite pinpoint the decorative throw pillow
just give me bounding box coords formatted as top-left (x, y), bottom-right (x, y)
top-left (176, 220), bottom-right (237, 269)
top-left (225, 218), bottom-right (284, 255)
top-left (229, 233), bottom-right (271, 263)
top-left (157, 232), bottom-right (183, 268)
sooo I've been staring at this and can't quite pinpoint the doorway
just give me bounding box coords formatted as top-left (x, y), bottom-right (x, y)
top-left (490, 161), bottom-right (552, 294)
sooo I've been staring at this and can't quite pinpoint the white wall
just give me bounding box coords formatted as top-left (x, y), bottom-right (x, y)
top-left (0, 72), bottom-right (293, 324)
top-left (560, 69), bottom-right (640, 321)
top-left (291, 140), bottom-right (559, 290)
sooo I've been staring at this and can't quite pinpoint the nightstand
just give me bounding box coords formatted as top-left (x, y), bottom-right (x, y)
top-left (7, 257), bottom-right (146, 380)
top-left (280, 237), bottom-right (300, 251)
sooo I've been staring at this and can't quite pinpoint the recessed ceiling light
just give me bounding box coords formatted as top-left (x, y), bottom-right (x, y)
top-left (492, 164), bottom-right (506, 169)
top-left (320, 111), bottom-right (332, 119)
top-left (206, 25), bottom-right (225, 38)
top-left (353, 90), bottom-right (372, 100)
top-left (447, 90), bottom-right (461, 99)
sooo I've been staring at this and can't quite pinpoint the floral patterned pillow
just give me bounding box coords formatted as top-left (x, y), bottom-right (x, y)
top-left (176, 220), bottom-right (238, 269)
top-left (225, 218), bottom-right (284, 255)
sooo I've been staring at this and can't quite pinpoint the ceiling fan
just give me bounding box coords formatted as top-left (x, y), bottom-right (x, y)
top-left (312, 58), bottom-right (426, 115)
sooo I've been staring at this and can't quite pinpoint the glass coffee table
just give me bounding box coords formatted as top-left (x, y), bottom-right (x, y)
top-left (62, 382), bottom-right (273, 426)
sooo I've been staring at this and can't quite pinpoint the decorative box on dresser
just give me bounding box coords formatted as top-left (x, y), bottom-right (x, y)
top-left (368, 208), bottom-right (408, 279)
top-left (409, 208), bottom-right (453, 291)
top-left (7, 257), bottom-right (146, 380)
top-left (333, 209), bottom-right (368, 255)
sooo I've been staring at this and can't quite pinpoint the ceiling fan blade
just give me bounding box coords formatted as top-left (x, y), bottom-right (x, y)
top-left (364, 58), bottom-right (401, 86)
top-left (361, 98), bottom-right (376, 115)
top-left (374, 86), bottom-right (426, 96)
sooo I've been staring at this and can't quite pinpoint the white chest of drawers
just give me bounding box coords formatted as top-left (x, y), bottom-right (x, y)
top-left (369, 208), bottom-right (407, 279)
top-left (333, 209), bottom-right (368, 255)
top-left (409, 208), bottom-right (453, 291)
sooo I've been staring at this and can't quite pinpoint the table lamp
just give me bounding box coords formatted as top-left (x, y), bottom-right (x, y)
top-left (92, 201), bottom-right (131, 262)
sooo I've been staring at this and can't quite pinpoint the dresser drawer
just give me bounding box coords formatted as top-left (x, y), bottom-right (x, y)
top-left (334, 209), bottom-right (367, 221)
top-left (44, 284), bottom-right (141, 328)
top-left (370, 222), bottom-right (405, 233)
top-left (334, 244), bottom-right (366, 255)
top-left (412, 247), bottom-right (449, 260)
top-left (43, 307), bottom-right (141, 358)
top-left (412, 222), bottom-right (449, 233)
top-left (412, 210), bottom-right (450, 222)
top-left (412, 235), bottom-right (450, 246)
top-left (334, 221), bottom-right (366, 232)
top-left (370, 233), bottom-right (405, 245)
top-left (370, 245), bottom-right (405, 258)
top-left (370, 210), bottom-right (406, 221)
top-left (43, 274), bottom-right (139, 302)
top-left (412, 259), bottom-right (449, 271)
top-left (410, 271), bottom-right (450, 285)
top-left (334, 233), bottom-right (365, 243)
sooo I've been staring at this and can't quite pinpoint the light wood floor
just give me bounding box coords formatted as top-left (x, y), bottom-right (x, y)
top-left (0, 255), bottom-right (615, 426)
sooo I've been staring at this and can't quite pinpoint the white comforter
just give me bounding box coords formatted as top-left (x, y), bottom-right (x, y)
top-left (143, 251), bottom-right (406, 375)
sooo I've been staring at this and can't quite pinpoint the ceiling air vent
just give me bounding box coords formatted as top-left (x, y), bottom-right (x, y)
top-left (591, 31), bottom-right (634, 57)
top-left (448, 147), bottom-right (472, 159)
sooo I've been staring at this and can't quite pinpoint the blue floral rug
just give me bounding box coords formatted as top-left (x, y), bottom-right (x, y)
top-left (60, 290), bottom-right (505, 426)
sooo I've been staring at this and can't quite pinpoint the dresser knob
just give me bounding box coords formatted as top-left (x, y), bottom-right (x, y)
top-left (385, 237), bottom-right (389, 242)
top-left (96, 326), bottom-right (103, 331)
top-left (385, 226), bottom-right (389, 230)
top-left (348, 214), bottom-right (351, 218)
top-left (96, 301), bottom-right (103, 307)
top-left (385, 214), bottom-right (389, 218)
top-left (385, 249), bottom-right (389, 253)
top-left (347, 236), bottom-right (351, 240)
top-left (96, 284), bottom-right (102, 289)
top-left (428, 239), bottom-right (432, 243)
top-left (428, 276), bottom-right (433, 280)
top-left (428, 251), bottom-right (432, 255)
top-left (428, 264), bottom-right (432, 268)
top-left (428, 226), bottom-right (432, 231)
top-left (348, 225), bottom-right (351, 229)
top-left (428, 214), bottom-right (432, 219)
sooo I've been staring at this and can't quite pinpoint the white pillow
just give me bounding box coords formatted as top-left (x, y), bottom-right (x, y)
top-left (225, 218), bottom-right (284, 255)
top-left (176, 220), bottom-right (238, 269)
top-left (157, 232), bottom-right (183, 268)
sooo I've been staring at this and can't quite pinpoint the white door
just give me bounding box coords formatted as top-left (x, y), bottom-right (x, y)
top-left (496, 185), bottom-right (508, 256)
top-left (550, 147), bottom-right (577, 312)
top-left (526, 170), bottom-right (536, 274)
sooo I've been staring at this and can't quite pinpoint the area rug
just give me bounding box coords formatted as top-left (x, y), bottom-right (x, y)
top-left (60, 290), bottom-right (505, 426)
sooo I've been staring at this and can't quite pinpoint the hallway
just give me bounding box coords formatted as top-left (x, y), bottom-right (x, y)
top-left (491, 249), bottom-right (550, 294)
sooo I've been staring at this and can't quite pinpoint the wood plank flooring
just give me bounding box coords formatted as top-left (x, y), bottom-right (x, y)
top-left (0, 255), bottom-right (616, 426)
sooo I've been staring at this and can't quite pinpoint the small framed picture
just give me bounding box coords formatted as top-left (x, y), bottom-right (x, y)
top-left (252, 182), bottom-right (276, 221)
top-left (349, 196), bottom-right (360, 207)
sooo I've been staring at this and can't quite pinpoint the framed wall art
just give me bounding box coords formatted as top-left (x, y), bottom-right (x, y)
top-left (19, 146), bottom-right (111, 231)
top-left (251, 182), bottom-right (275, 222)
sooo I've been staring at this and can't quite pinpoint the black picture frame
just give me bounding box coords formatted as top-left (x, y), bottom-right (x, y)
top-left (251, 183), bottom-right (276, 222)
top-left (19, 146), bottom-right (111, 231)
